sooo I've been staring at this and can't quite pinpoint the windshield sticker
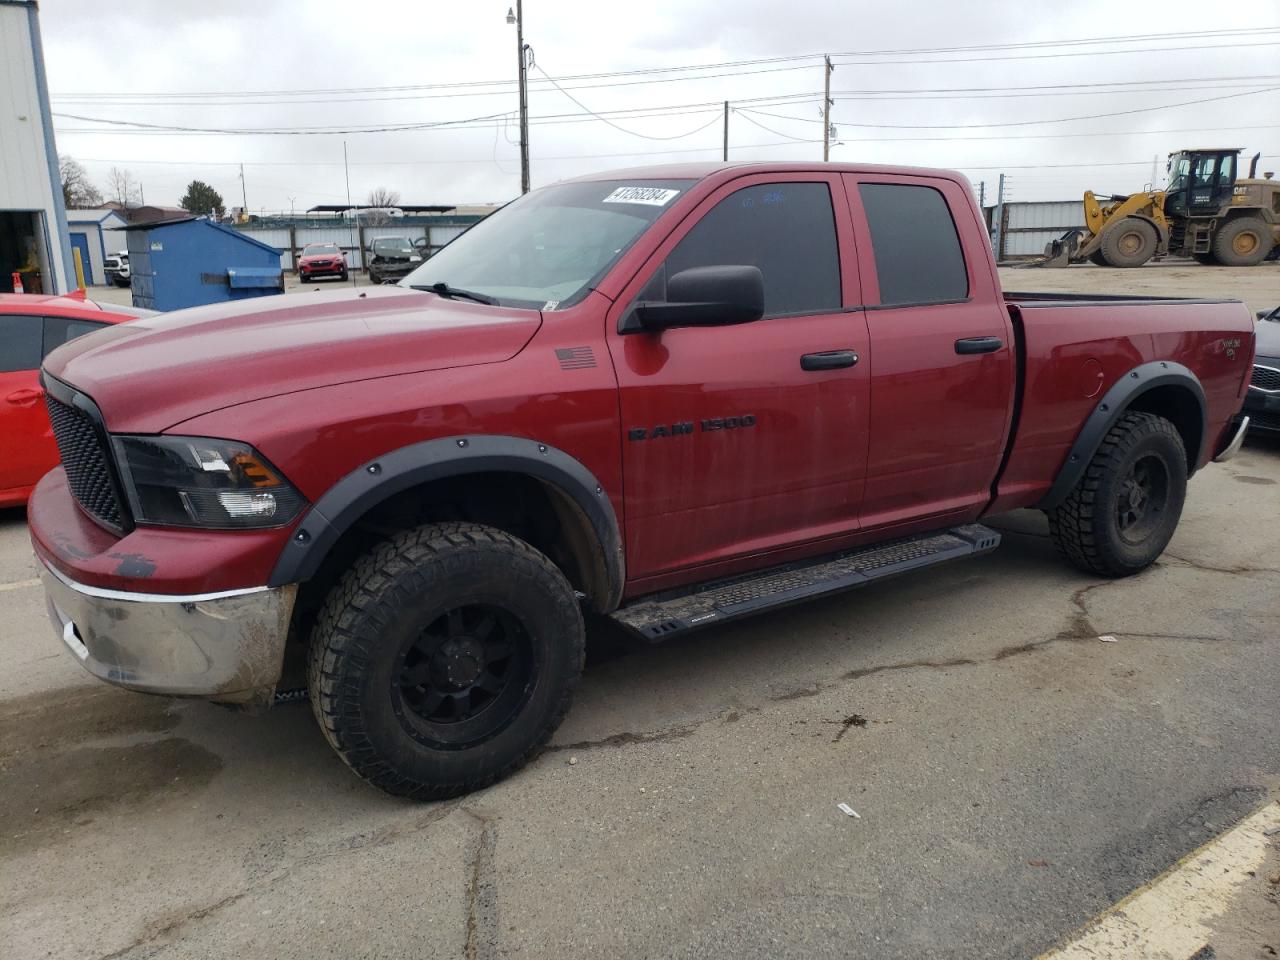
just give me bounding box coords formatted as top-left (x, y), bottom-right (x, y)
top-left (602, 186), bottom-right (680, 207)
top-left (542, 300), bottom-right (560, 311)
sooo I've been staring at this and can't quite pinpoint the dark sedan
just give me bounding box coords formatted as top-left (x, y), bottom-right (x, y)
top-left (1245, 305), bottom-right (1280, 436)
top-left (367, 237), bottom-right (422, 285)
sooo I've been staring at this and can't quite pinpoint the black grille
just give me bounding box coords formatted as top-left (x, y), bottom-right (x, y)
top-left (1250, 411), bottom-right (1280, 433)
top-left (1250, 365), bottom-right (1280, 392)
top-left (44, 393), bottom-right (126, 532)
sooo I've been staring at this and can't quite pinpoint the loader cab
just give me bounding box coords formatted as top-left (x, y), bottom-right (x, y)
top-left (1165, 149), bottom-right (1240, 218)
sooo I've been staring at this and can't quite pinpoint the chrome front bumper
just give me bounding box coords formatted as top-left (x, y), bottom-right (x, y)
top-left (1213, 415), bottom-right (1250, 463)
top-left (40, 560), bottom-right (296, 707)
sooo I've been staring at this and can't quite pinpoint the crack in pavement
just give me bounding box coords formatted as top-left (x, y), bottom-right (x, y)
top-left (1162, 552), bottom-right (1280, 576)
top-left (95, 892), bottom-right (249, 960)
top-left (548, 727), bottom-right (699, 752)
top-left (91, 802), bottom-right (464, 959)
top-left (462, 807), bottom-right (500, 960)
top-left (550, 574), bottom-right (1255, 756)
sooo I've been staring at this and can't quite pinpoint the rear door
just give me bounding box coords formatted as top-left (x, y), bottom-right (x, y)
top-left (605, 174), bottom-right (870, 586)
top-left (0, 314), bottom-right (47, 497)
top-left (842, 174), bottom-right (1015, 530)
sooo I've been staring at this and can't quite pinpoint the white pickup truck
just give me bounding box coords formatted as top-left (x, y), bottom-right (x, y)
top-left (103, 251), bottom-right (130, 288)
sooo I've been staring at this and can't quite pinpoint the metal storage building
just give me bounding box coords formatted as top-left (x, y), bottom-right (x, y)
top-left (123, 217), bottom-right (284, 311)
top-left (66, 208), bottom-right (130, 285)
top-left (0, 0), bottom-right (73, 294)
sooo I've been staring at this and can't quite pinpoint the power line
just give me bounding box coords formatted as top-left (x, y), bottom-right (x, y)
top-left (531, 64), bottom-right (725, 141)
top-left (56, 83), bottom-right (1279, 138)
top-left (52, 74), bottom-right (1280, 109)
top-left (745, 85), bottom-right (1280, 130)
top-left (51, 26), bottom-right (1280, 100)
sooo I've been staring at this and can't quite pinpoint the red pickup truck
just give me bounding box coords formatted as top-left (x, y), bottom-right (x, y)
top-left (30, 162), bottom-right (1254, 798)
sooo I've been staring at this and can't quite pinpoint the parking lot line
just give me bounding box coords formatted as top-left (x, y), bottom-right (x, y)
top-left (0, 578), bottom-right (40, 593)
top-left (1037, 801), bottom-right (1280, 960)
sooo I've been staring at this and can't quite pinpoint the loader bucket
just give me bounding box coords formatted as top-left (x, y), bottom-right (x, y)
top-left (1036, 229), bottom-right (1082, 268)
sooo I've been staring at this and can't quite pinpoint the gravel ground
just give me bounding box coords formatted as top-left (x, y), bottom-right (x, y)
top-left (4, 262), bottom-right (1278, 959)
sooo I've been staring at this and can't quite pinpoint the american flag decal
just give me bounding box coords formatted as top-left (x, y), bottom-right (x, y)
top-left (555, 346), bottom-right (596, 370)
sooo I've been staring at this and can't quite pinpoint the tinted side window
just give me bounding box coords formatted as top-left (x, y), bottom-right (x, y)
top-left (859, 184), bottom-right (968, 306)
top-left (663, 182), bottom-right (840, 317)
top-left (43, 317), bottom-right (107, 357)
top-left (0, 315), bottom-right (42, 373)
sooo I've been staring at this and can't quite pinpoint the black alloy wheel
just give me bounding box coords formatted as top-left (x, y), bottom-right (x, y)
top-left (1114, 454), bottom-right (1170, 545)
top-left (392, 602), bottom-right (535, 749)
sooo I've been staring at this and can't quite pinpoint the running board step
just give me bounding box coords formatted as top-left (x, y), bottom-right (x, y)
top-left (610, 524), bottom-right (1001, 641)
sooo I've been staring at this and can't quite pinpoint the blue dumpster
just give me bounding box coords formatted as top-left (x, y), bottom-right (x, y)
top-left (123, 217), bottom-right (283, 311)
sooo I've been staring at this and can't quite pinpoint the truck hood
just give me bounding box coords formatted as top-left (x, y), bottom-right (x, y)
top-left (44, 285), bottom-right (541, 433)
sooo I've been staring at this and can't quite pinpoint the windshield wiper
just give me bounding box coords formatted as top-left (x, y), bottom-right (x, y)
top-left (412, 281), bottom-right (498, 306)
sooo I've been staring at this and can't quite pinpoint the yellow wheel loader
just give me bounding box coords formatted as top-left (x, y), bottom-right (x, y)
top-left (1041, 148), bottom-right (1280, 268)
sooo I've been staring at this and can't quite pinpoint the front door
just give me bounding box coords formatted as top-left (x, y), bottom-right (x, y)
top-left (70, 233), bottom-right (93, 285)
top-left (842, 174), bottom-right (1016, 530)
top-left (606, 174), bottom-right (870, 588)
top-left (0, 314), bottom-right (48, 497)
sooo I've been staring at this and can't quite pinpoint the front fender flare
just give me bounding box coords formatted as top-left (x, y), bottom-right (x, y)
top-left (268, 435), bottom-right (623, 607)
top-left (1036, 360), bottom-right (1206, 511)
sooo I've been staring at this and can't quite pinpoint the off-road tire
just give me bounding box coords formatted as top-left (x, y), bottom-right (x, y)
top-left (307, 521), bottom-right (585, 798)
top-left (339, 269), bottom-right (349, 282)
top-left (300, 274), bottom-right (311, 284)
top-left (1099, 218), bottom-right (1157, 268)
top-left (1047, 411), bottom-right (1187, 577)
top-left (1212, 217), bottom-right (1272, 267)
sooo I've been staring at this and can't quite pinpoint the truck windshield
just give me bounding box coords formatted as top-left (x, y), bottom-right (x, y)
top-left (374, 239), bottom-right (415, 256)
top-left (402, 179), bottom-right (692, 308)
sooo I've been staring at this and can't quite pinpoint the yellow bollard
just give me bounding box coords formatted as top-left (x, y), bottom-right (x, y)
top-left (72, 247), bottom-right (86, 291)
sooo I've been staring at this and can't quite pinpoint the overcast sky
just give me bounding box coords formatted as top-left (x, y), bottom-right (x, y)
top-left (37, 0), bottom-right (1280, 212)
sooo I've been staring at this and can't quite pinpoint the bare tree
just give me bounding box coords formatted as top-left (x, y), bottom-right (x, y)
top-left (107, 166), bottom-right (141, 206)
top-left (59, 156), bottom-right (103, 208)
top-left (364, 187), bottom-right (401, 225)
top-left (366, 186), bottom-right (400, 208)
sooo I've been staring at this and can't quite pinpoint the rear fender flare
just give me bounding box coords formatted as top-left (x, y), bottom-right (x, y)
top-left (268, 435), bottom-right (624, 608)
top-left (1036, 361), bottom-right (1206, 511)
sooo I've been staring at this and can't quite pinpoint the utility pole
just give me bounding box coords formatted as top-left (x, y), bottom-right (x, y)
top-left (822, 55), bottom-right (834, 162)
top-left (239, 163), bottom-right (248, 218)
top-left (343, 141), bottom-right (357, 286)
top-left (1151, 154), bottom-right (1159, 189)
top-left (507, 4), bottom-right (531, 194)
top-left (992, 173), bottom-right (1007, 260)
top-left (723, 100), bottom-right (729, 161)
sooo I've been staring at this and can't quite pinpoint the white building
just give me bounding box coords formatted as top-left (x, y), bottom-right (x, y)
top-left (66, 208), bottom-right (129, 285)
top-left (0, 0), bottom-right (72, 294)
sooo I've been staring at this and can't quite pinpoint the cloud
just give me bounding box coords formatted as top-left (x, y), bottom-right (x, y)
top-left (36, 0), bottom-right (1279, 208)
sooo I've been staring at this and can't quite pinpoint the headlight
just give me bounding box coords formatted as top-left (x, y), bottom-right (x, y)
top-left (112, 435), bottom-right (306, 529)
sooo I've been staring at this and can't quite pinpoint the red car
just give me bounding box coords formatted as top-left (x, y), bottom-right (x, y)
top-left (0, 292), bottom-right (150, 507)
top-left (30, 162), bottom-right (1254, 799)
top-left (297, 243), bottom-right (349, 283)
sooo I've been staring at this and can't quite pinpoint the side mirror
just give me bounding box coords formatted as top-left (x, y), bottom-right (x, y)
top-left (625, 265), bottom-right (764, 332)
top-left (1258, 307), bottom-right (1279, 322)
